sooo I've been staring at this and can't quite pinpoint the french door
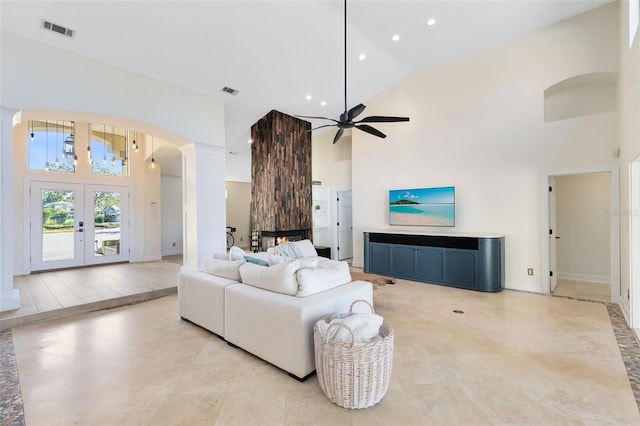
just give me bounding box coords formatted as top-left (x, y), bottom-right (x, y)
top-left (30, 181), bottom-right (129, 271)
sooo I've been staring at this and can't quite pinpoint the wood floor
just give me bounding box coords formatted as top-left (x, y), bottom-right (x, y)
top-left (0, 256), bottom-right (182, 331)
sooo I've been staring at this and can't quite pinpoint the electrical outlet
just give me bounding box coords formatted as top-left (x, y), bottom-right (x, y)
top-left (240, 237), bottom-right (243, 242)
top-left (172, 242), bottom-right (176, 247)
top-left (527, 268), bottom-right (533, 276)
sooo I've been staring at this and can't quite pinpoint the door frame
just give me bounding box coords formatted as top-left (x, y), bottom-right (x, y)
top-left (540, 165), bottom-right (620, 302)
top-left (24, 177), bottom-right (132, 273)
top-left (549, 176), bottom-right (558, 293)
top-left (630, 154), bottom-right (640, 328)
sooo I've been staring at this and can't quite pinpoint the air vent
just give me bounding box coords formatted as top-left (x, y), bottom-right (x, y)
top-left (222, 86), bottom-right (239, 95)
top-left (41, 20), bottom-right (75, 38)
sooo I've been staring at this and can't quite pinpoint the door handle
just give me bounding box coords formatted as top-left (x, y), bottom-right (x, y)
top-left (555, 236), bottom-right (560, 239)
top-left (76, 229), bottom-right (83, 233)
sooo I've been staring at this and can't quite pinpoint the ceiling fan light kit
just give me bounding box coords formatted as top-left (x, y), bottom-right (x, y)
top-left (297, 0), bottom-right (409, 144)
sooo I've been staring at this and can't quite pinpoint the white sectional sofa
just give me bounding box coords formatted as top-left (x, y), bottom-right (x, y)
top-left (177, 240), bottom-right (373, 381)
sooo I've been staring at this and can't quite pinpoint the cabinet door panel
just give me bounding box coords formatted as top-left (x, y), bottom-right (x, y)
top-left (391, 245), bottom-right (417, 279)
top-left (417, 247), bottom-right (445, 283)
top-left (445, 249), bottom-right (478, 290)
top-left (369, 243), bottom-right (392, 275)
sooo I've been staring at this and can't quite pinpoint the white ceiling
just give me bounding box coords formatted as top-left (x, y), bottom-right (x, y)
top-left (1, 0), bottom-right (611, 180)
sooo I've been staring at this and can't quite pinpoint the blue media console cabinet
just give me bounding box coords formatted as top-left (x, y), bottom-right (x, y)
top-left (363, 231), bottom-right (504, 292)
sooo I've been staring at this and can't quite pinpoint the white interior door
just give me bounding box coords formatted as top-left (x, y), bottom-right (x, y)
top-left (549, 177), bottom-right (558, 292)
top-left (30, 181), bottom-right (129, 271)
top-left (337, 191), bottom-right (353, 260)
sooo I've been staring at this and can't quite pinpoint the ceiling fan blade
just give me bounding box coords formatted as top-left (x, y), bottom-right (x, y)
top-left (332, 128), bottom-right (345, 144)
top-left (295, 115), bottom-right (339, 123)
top-left (309, 124), bottom-right (338, 132)
top-left (356, 124), bottom-right (387, 139)
top-left (357, 116), bottom-right (410, 123)
top-left (347, 103), bottom-right (366, 121)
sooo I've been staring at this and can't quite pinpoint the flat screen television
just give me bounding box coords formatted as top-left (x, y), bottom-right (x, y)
top-left (389, 186), bottom-right (455, 227)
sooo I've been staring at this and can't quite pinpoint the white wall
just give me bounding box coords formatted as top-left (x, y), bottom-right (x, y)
top-left (556, 173), bottom-right (610, 283)
top-left (312, 131), bottom-right (352, 255)
top-left (225, 181), bottom-right (251, 249)
top-left (618, 0), bottom-right (640, 324)
top-left (1, 32), bottom-right (224, 147)
top-left (161, 176), bottom-right (183, 256)
top-left (345, 3), bottom-right (619, 293)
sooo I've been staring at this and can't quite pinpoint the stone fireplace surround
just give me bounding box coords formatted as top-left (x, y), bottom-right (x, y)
top-left (250, 110), bottom-right (313, 251)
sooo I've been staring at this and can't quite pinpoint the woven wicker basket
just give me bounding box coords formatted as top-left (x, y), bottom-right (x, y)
top-left (313, 299), bottom-right (394, 409)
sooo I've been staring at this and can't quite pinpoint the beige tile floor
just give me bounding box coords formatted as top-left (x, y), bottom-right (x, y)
top-left (10, 274), bottom-right (640, 425)
top-left (553, 278), bottom-right (611, 303)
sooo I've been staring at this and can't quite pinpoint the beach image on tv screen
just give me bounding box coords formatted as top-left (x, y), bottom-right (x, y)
top-left (389, 186), bottom-right (455, 227)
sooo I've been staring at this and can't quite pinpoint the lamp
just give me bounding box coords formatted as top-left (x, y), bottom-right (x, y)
top-left (70, 121), bottom-right (77, 166)
top-left (122, 129), bottom-right (129, 166)
top-left (132, 131), bottom-right (139, 153)
top-left (149, 136), bottom-right (156, 170)
top-left (102, 124), bottom-right (107, 164)
top-left (54, 120), bottom-right (60, 169)
top-left (44, 120), bottom-right (50, 171)
top-left (63, 120), bottom-right (75, 158)
top-left (87, 123), bottom-right (93, 165)
top-left (111, 125), bottom-right (116, 166)
top-left (29, 120), bottom-right (34, 141)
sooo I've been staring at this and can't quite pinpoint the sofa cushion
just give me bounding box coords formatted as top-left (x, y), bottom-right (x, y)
top-left (294, 239), bottom-right (318, 257)
top-left (271, 239), bottom-right (318, 258)
top-left (296, 261), bottom-right (352, 297)
top-left (202, 258), bottom-right (245, 281)
top-left (229, 246), bottom-right (247, 261)
top-left (239, 259), bottom-right (301, 296)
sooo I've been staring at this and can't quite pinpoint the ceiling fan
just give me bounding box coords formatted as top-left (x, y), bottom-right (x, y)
top-left (297, 0), bottom-right (409, 144)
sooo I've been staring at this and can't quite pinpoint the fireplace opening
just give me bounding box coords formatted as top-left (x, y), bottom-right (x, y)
top-left (261, 230), bottom-right (306, 251)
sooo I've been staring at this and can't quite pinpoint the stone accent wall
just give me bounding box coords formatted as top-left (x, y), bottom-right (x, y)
top-left (250, 110), bottom-right (312, 240)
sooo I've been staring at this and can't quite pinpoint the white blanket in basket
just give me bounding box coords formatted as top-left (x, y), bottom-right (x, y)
top-left (316, 313), bottom-right (384, 345)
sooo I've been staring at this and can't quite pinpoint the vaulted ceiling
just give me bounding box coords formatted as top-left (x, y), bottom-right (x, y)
top-left (1, 0), bottom-right (611, 180)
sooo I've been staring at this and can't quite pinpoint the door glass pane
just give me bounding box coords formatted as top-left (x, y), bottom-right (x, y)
top-left (93, 191), bottom-right (121, 257)
top-left (41, 189), bottom-right (75, 261)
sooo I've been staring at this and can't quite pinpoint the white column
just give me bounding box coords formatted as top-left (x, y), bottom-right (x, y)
top-left (181, 142), bottom-right (226, 269)
top-left (0, 108), bottom-right (20, 311)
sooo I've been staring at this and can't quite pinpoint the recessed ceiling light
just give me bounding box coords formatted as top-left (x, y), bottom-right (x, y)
top-left (392, 34), bottom-right (400, 42)
top-left (321, 101), bottom-right (327, 106)
top-left (358, 53), bottom-right (366, 61)
top-left (306, 94), bottom-right (312, 100)
top-left (426, 18), bottom-right (436, 26)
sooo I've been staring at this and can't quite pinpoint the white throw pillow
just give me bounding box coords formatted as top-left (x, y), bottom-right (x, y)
top-left (296, 261), bottom-right (351, 297)
top-left (268, 255), bottom-right (286, 266)
top-left (229, 246), bottom-right (246, 261)
top-left (239, 259), bottom-right (300, 296)
top-left (294, 239), bottom-right (318, 257)
top-left (202, 258), bottom-right (245, 281)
